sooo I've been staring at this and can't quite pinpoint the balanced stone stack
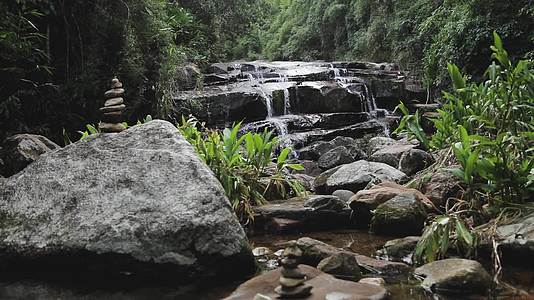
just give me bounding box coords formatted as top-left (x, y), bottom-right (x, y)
top-left (99, 77), bottom-right (126, 133)
top-left (275, 244), bottom-right (312, 298)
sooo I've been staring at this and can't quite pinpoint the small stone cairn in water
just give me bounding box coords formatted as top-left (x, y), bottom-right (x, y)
top-left (99, 77), bottom-right (126, 133)
top-left (275, 243), bottom-right (312, 298)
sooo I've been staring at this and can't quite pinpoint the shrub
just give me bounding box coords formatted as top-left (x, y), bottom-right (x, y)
top-left (178, 116), bottom-right (304, 223)
top-left (398, 32), bottom-right (533, 265)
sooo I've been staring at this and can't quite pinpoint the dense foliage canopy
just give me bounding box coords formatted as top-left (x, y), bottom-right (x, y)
top-left (1, 0), bottom-right (533, 142)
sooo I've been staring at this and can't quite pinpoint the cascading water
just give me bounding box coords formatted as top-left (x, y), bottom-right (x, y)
top-left (283, 88), bottom-right (291, 115)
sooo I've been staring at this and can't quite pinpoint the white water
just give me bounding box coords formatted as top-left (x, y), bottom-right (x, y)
top-left (283, 88), bottom-right (291, 115)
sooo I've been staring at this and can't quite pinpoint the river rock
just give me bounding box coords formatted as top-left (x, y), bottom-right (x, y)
top-left (314, 160), bottom-right (407, 194)
top-left (359, 277), bottom-right (386, 287)
top-left (296, 237), bottom-right (411, 276)
top-left (298, 140), bottom-right (336, 160)
top-left (349, 181), bottom-right (434, 226)
top-left (317, 146), bottom-right (355, 170)
top-left (420, 168), bottom-right (464, 207)
top-left (414, 258), bottom-right (492, 294)
top-left (0, 120), bottom-right (255, 280)
top-left (317, 253), bottom-right (362, 281)
top-left (366, 137), bottom-right (397, 155)
top-left (176, 63), bottom-right (202, 90)
top-left (252, 197), bottom-right (354, 233)
top-left (375, 236), bottom-right (421, 264)
top-left (172, 83), bottom-right (268, 126)
top-left (0, 133), bottom-right (60, 177)
top-left (399, 148), bottom-right (435, 176)
top-left (494, 213), bottom-right (534, 266)
top-left (223, 265), bottom-right (387, 300)
top-left (295, 160), bottom-right (322, 177)
top-left (332, 190), bottom-right (355, 203)
top-left (370, 191), bottom-right (428, 236)
top-left (303, 195), bottom-right (347, 211)
top-left (369, 143), bottom-right (415, 168)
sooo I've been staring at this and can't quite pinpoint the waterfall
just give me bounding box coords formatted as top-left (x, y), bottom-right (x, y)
top-left (283, 88), bottom-right (291, 115)
top-left (258, 88), bottom-right (274, 118)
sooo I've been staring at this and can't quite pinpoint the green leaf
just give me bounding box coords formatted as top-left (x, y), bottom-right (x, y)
top-left (287, 164), bottom-right (304, 171)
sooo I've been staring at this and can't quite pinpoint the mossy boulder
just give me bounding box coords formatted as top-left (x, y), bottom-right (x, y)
top-left (370, 191), bottom-right (427, 236)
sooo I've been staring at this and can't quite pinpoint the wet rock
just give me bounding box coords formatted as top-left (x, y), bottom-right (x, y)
top-left (317, 253), bottom-right (362, 281)
top-left (295, 160), bottom-right (322, 177)
top-left (303, 195), bottom-right (348, 211)
top-left (296, 237), bottom-right (342, 266)
top-left (494, 213), bottom-right (534, 266)
top-left (0, 133), bottom-right (60, 176)
top-left (349, 181), bottom-right (434, 226)
top-left (314, 160), bottom-right (407, 194)
top-left (290, 173), bottom-right (315, 191)
top-left (253, 247), bottom-right (272, 257)
top-left (298, 141), bottom-right (335, 160)
top-left (369, 143), bottom-right (415, 168)
top-left (414, 258), bottom-right (492, 294)
top-left (370, 191), bottom-right (428, 236)
top-left (296, 238), bottom-right (411, 276)
top-left (175, 63), bottom-right (202, 90)
top-left (252, 197), bottom-right (354, 233)
top-left (223, 265), bottom-right (387, 300)
top-left (399, 148), bottom-right (435, 176)
top-left (366, 137), bottom-right (397, 155)
top-left (375, 236), bottom-right (421, 264)
top-left (0, 120), bottom-right (255, 280)
top-left (295, 81), bottom-right (363, 113)
top-left (172, 83), bottom-right (267, 126)
top-left (358, 277), bottom-right (386, 287)
top-left (317, 146), bottom-right (355, 170)
top-left (420, 168), bottom-right (464, 207)
top-left (332, 190), bottom-right (355, 203)
top-left (354, 254), bottom-right (412, 276)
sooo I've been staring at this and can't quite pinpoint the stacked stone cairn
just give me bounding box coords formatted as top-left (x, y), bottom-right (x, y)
top-left (99, 77), bottom-right (126, 133)
top-left (275, 244), bottom-right (312, 298)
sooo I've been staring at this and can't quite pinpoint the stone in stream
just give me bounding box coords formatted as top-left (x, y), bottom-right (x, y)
top-left (417, 167), bottom-right (464, 207)
top-left (375, 236), bottom-right (421, 264)
top-left (313, 160), bottom-right (407, 194)
top-left (317, 146), bottom-right (355, 170)
top-left (349, 181), bottom-right (434, 226)
top-left (368, 142), bottom-right (415, 168)
top-left (0, 133), bottom-right (60, 177)
top-left (370, 191), bottom-right (428, 236)
top-left (492, 213), bottom-right (534, 266)
top-left (317, 252), bottom-right (362, 281)
top-left (99, 77), bottom-right (126, 133)
top-left (398, 148), bottom-right (435, 176)
top-left (414, 258), bottom-right (492, 294)
top-left (295, 237), bottom-right (412, 276)
top-left (332, 189), bottom-right (355, 203)
top-left (0, 120), bottom-right (255, 281)
top-left (252, 196), bottom-right (354, 234)
top-left (303, 195), bottom-right (347, 211)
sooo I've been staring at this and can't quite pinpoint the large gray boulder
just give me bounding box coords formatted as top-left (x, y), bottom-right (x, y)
top-left (0, 133), bottom-right (60, 176)
top-left (313, 160), bottom-right (407, 194)
top-left (0, 120), bottom-right (255, 280)
top-left (414, 258), bottom-right (492, 294)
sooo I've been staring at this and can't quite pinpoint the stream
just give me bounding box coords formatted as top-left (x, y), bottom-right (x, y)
top-left (0, 230), bottom-right (531, 299)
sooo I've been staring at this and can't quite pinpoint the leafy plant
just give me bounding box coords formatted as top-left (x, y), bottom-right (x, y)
top-left (178, 116), bottom-right (304, 222)
top-left (400, 32), bottom-right (533, 266)
top-left (414, 214), bottom-right (478, 265)
top-left (393, 102), bottom-right (430, 149)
